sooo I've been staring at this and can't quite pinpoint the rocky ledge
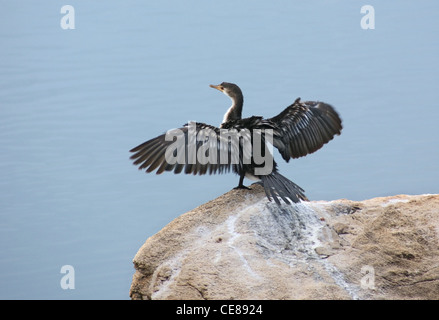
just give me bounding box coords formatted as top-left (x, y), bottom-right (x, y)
top-left (130, 184), bottom-right (439, 300)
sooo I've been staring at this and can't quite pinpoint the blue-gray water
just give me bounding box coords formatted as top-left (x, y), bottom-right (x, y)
top-left (0, 1), bottom-right (438, 299)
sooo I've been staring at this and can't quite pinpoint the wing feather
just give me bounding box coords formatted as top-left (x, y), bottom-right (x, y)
top-left (130, 122), bottom-right (237, 175)
top-left (256, 99), bottom-right (342, 161)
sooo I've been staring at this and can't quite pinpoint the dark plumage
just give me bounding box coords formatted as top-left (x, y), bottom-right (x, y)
top-left (130, 82), bottom-right (342, 205)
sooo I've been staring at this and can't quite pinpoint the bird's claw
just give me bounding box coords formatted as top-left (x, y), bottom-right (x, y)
top-left (234, 185), bottom-right (251, 190)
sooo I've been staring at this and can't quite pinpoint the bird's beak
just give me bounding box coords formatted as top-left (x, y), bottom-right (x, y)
top-left (209, 84), bottom-right (223, 92)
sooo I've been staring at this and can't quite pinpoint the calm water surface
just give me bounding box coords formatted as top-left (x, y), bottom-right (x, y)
top-left (0, 1), bottom-right (438, 299)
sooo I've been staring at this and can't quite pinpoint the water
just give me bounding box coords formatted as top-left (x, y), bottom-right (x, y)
top-left (0, 1), bottom-right (438, 299)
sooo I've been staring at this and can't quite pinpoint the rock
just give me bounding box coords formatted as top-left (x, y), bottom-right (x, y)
top-left (129, 184), bottom-right (439, 300)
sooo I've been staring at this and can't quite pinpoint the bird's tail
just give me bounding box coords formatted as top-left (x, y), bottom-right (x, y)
top-left (259, 172), bottom-right (308, 205)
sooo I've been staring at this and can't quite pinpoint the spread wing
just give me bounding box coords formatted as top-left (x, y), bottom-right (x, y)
top-left (130, 99), bottom-right (342, 174)
top-left (257, 98), bottom-right (342, 161)
top-left (129, 121), bottom-right (248, 175)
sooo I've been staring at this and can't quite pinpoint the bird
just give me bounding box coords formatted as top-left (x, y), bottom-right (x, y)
top-left (129, 82), bottom-right (342, 205)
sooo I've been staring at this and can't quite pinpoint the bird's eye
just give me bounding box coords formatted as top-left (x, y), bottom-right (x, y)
top-left (220, 86), bottom-right (224, 91)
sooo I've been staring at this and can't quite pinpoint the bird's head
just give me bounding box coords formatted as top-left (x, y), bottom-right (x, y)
top-left (209, 82), bottom-right (242, 101)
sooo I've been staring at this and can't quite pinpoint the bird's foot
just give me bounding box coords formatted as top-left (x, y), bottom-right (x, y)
top-left (234, 185), bottom-right (251, 190)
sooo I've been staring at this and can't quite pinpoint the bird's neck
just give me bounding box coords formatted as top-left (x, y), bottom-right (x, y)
top-left (222, 95), bottom-right (243, 124)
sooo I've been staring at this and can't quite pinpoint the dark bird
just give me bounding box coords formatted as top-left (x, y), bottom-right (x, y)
top-left (130, 82), bottom-right (342, 205)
